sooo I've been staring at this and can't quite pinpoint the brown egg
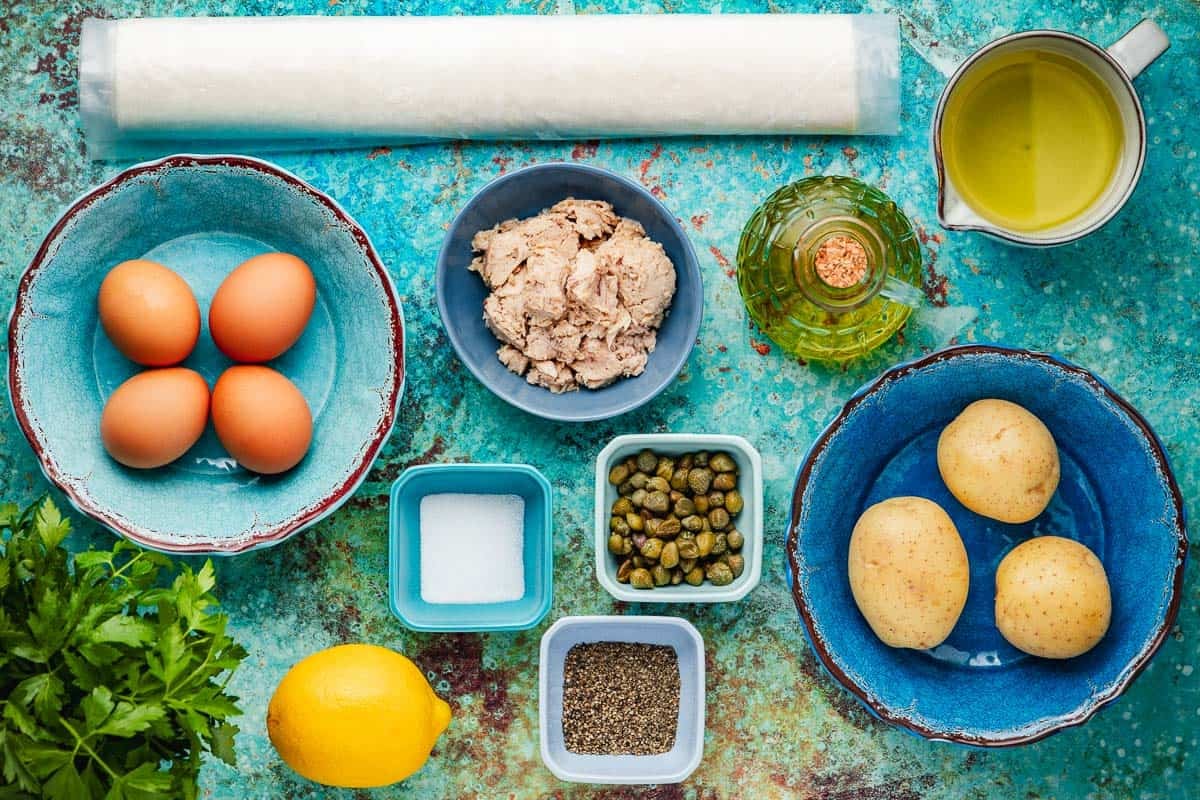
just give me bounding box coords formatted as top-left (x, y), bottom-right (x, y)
top-left (209, 253), bottom-right (316, 362)
top-left (212, 366), bottom-right (312, 474)
top-left (100, 368), bottom-right (210, 469)
top-left (98, 260), bottom-right (201, 366)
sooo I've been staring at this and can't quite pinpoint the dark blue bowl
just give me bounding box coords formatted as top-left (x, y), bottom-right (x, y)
top-left (435, 163), bottom-right (702, 422)
top-left (787, 345), bottom-right (1187, 746)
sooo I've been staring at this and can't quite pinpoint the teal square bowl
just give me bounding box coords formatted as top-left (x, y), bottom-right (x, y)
top-left (388, 464), bottom-right (554, 632)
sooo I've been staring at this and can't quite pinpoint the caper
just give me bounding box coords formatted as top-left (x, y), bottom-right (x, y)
top-left (656, 517), bottom-right (681, 538)
top-left (706, 561), bottom-right (734, 586)
top-left (640, 537), bottom-right (664, 560)
top-left (660, 540), bottom-right (679, 568)
top-left (687, 468), bottom-right (713, 495)
top-left (709, 508), bottom-right (731, 531)
top-left (646, 476), bottom-right (671, 494)
top-left (710, 452), bottom-right (737, 473)
top-left (644, 491), bottom-right (671, 514)
top-left (606, 449), bottom-right (755, 593)
top-left (712, 472), bottom-right (737, 491)
top-left (630, 568), bottom-right (654, 589)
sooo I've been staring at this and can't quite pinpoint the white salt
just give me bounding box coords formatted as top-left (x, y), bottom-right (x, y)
top-left (419, 493), bottom-right (525, 604)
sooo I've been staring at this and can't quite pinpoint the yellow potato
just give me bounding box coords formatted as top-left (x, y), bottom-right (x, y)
top-left (848, 497), bottom-right (970, 649)
top-left (995, 536), bottom-right (1111, 659)
top-left (937, 399), bottom-right (1060, 524)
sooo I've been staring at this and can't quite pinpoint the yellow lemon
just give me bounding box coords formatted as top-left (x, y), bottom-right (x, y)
top-left (267, 644), bottom-right (451, 788)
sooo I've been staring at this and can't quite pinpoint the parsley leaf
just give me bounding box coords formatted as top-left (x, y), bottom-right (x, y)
top-left (0, 498), bottom-right (247, 798)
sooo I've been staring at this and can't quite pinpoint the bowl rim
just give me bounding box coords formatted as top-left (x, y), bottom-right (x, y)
top-left (434, 161), bottom-right (703, 423)
top-left (537, 614), bottom-right (706, 784)
top-left (6, 153), bottom-right (406, 555)
top-left (785, 343), bottom-right (1189, 747)
top-left (387, 462), bottom-right (554, 632)
top-left (593, 433), bottom-right (763, 603)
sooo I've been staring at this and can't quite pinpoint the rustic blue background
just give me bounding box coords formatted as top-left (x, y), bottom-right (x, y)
top-left (2, 1), bottom-right (1197, 798)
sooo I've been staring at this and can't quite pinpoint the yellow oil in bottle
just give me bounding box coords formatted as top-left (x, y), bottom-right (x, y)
top-left (736, 177), bottom-right (922, 362)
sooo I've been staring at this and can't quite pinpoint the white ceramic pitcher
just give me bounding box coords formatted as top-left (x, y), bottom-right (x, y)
top-left (932, 20), bottom-right (1169, 247)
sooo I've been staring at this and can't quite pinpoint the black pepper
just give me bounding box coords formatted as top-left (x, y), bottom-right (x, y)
top-left (561, 641), bottom-right (680, 756)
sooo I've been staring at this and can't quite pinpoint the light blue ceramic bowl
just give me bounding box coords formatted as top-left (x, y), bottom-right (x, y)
top-left (436, 163), bottom-right (703, 422)
top-left (787, 344), bottom-right (1187, 746)
top-left (7, 155), bottom-right (405, 554)
top-left (388, 464), bottom-right (553, 632)
top-left (539, 615), bottom-right (705, 784)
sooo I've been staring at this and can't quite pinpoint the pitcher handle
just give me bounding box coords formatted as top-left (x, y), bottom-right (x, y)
top-left (1108, 19), bottom-right (1169, 80)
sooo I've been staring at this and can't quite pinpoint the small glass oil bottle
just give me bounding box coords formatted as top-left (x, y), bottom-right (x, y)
top-left (736, 176), bottom-right (923, 362)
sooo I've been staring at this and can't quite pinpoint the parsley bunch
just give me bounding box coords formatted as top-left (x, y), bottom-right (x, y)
top-left (0, 499), bottom-right (247, 799)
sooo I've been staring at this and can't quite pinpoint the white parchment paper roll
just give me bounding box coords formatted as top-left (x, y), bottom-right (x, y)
top-left (80, 15), bottom-right (900, 159)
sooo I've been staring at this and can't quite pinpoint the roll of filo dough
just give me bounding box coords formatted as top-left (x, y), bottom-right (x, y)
top-left (80, 14), bottom-right (900, 159)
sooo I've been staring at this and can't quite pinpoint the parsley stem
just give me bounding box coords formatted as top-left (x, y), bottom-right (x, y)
top-left (60, 717), bottom-right (119, 781)
top-left (106, 551), bottom-right (145, 585)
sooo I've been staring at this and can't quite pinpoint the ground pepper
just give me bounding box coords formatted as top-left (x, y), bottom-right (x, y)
top-left (561, 641), bottom-right (680, 755)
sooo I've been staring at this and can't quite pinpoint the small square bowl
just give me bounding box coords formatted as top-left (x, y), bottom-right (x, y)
top-left (539, 615), bottom-right (705, 784)
top-left (595, 434), bottom-right (763, 603)
top-left (389, 463), bottom-right (553, 632)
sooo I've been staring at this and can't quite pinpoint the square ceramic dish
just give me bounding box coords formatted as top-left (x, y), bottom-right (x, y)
top-left (594, 434), bottom-right (763, 602)
top-left (539, 616), bottom-right (705, 784)
top-left (389, 463), bottom-right (553, 632)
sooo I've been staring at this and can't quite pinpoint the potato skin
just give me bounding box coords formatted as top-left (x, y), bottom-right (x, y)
top-left (995, 536), bottom-right (1111, 659)
top-left (848, 497), bottom-right (970, 650)
top-left (937, 399), bottom-right (1060, 524)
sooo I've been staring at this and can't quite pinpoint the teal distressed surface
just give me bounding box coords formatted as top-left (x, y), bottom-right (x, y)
top-left (1, 1), bottom-right (1198, 798)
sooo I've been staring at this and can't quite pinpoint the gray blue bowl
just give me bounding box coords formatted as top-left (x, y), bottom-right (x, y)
top-left (435, 163), bottom-right (702, 422)
top-left (8, 155), bottom-right (405, 554)
top-left (787, 345), bottom-right (1187, 746)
